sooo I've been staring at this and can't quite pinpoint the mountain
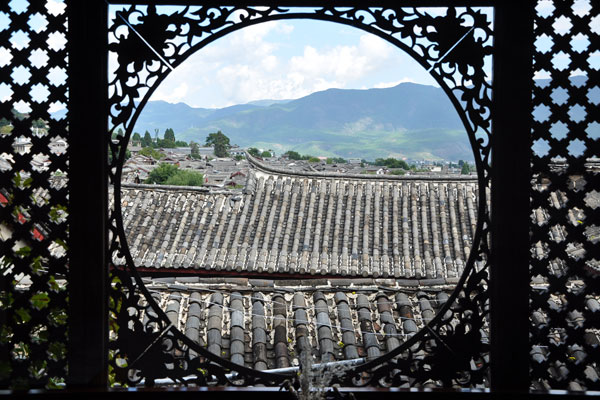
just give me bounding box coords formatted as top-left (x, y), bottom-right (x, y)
top-left (133, 82), bottom-right (474, 161)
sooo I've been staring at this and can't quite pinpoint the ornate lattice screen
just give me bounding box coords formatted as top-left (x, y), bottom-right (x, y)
top-left (530, 0), bottom-right (600, 391)
top-left (2, 0), bottom-right (599, 394)
top-left (104, 4), bottom-right (494, 389)
top-left (0, 0), bottom-right (69, 390)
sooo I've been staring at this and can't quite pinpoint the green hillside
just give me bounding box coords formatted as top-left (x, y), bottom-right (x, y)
top-left (133, 82), bottom-right (475, 161)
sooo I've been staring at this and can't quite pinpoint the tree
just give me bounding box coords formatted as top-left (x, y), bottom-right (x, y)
top-left (308, 157), bottom-right (320, 163)
top-left (247, 147), bottom-right (260, 157)
top-left (1, 118), bottom-right (12, 134)
top-left (205, 131), bottom-right (230, 147)
top-left (146, 163), bottom-right (179, 184)
top-left (190, 141), bottom-right (201, 159)
top-left (32, 119), bottom-right (46, 129)
top-left (261, 150), bottom-right (272, 158)
top-left (132, 132), bottom-right (141, 143)
top-left (461, 163), bottom-right (471, 175)
top-left (326, 157), bottom-right (346, 164)
top-left (374, 157), bottom-right (409, 170)
top-left (284, 150), bottom-right (301, 160)
top-left (142, 131), bottom-right (152, 147)
top-left (139, 146), bottom-right (164, 160)
top-left (146, 163), bottom-right (204, 186)
top-left (164, 170), bottom-right (204, 186)
top-left (205, 131), bottom-right (230, 157)
top-left (164, 128), bottom-right (175, 142)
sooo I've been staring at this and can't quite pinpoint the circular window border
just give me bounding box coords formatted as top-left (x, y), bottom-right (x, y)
top-left (107, 5), bottom-right (493, 387)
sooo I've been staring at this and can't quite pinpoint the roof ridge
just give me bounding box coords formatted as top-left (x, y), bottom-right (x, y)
top-left (246, 153), bottom-right (479, 182)
top-left (119, 182), bottom-right (238, 195)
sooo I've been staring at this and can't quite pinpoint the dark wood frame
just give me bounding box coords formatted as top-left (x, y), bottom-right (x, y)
top-left (59, 0), bottom-right (534, 396)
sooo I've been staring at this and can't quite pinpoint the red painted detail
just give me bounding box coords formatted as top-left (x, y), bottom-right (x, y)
top-left (33, 227), bottom-right (44, 241)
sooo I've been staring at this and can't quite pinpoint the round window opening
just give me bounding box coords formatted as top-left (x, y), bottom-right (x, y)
top-left (108, 6), bottom-right (493, 387)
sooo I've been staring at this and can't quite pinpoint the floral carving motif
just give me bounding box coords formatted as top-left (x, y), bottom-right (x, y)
top-left (107, 5), bottom-right (493, 388)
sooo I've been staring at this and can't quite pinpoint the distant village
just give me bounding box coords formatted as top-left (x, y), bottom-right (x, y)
top-left (122, 130), bottom-right (477, 189)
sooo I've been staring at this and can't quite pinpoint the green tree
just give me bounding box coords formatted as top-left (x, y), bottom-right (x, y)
top-left (326, 157), bottom-right (346, 164)
top-left (214, 142), bottom-right (228, 157)
top-left (374, 157), bottom-right (409, 170)
top-left (139, 146), bottom-right (164, 160)
top-left (461, 163), bottom-right (471, 175)
top-left (108, 148), bottom-right (132, 164)
top-left (156, 138), bottom-right (176, 148)
top-left (205, 131), bottom-right (230, 157)
top-left (234, 154), bottom-right (244, 161)
top-left (205, 130), bottom-right (230, 147)
top-left (247, 147), bottom-right (260, 157)
top-left (164, 170), bottom-right (204, 186)
top-left (190, 141), bottom-right (201, 159)
top-left (284, 150), bottom-right (301, 160)
top-left (164, 128), bottom-right (175, 142)
top-left (0, 121), bottom-right (12, 134)
top-left (32, 119), bottom-right (46, 129)
top-left (261, 150), bottom-right (272, 158)
top-left (132, 132), bottom-right (141, 143)
top-left (146, 163), bottom-right (179, 184)
top-left (389, 169), bottom-right (405, 175)
top-left (308, 157), bottom-right (320, 163)
top-left (141, 131), bottom-right (152, 147)
top-left (175, 140), bottom-right (188, 147)
top-left (111, 128), bottom-right (124, 140)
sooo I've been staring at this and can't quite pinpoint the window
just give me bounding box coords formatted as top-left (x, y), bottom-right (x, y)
top-left (1, 0), bottom-right (598, 395)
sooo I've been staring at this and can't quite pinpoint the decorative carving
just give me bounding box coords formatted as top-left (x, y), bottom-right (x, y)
top-left (0, 0), bottom-right (69, 390)
top-left (107, 4), bottom-right (493, 388)
top-left (530, 0), bottom-right (600, 391)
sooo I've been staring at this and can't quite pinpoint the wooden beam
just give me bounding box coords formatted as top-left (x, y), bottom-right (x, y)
top-left (490, 1), bottom-right (534, 393)
top-left (66, 0), bottom-right (109, 388)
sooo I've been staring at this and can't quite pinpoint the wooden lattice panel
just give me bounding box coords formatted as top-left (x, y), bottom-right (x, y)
top-left (530, 0), bottom-right (600, 391)
top-left (0, 0), bottom-right (69, 389)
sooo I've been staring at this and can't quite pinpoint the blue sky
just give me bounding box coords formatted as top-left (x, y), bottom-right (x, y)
top-left (1, 0), bottom-right (67, 114)
top-left (147, 18), bottom-right (440, 109)
top-left (5, 1), bottom-right (597, 113)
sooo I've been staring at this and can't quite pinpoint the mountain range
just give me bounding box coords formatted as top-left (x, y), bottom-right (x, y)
top-left (133, 82), bottom-right (475, 161)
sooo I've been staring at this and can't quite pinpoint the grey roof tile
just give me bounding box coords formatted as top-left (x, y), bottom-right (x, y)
top-left (119, 164), bottom-right (480, 280)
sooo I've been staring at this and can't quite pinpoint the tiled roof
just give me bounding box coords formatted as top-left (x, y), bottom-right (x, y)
top-left (142, 277), bottom-right (476, 383)
top-left (119, 162), bottom-right (482, 279)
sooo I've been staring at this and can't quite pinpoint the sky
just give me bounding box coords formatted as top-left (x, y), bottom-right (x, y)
top-left (3, 1), bottom-right (597, 113)
top-left (107, 1), bottom-right (595, 109)
top-left (147, 18), bottom-right (440, 109)
top-left (1, 0), bottom-right (67, 114)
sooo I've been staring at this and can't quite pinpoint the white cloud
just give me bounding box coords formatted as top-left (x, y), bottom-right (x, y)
top-left (46, 0), bottom-right (66, 16)
top-left (152, 82), bottom-right (189, 103)
top-left (289, 34), bottom-right (394, 84)
top-left (148, 20), bottom-right (429, 107)
top-left (533, 70), bottom-right (551, 80)
top-left (48, 101), bottom-right (65, 113)
top-left (372, 78), bottom-right (417, 89)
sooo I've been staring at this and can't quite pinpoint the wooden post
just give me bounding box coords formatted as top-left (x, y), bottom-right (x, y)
top-left (67, 0), bottom-right (109, 388)
top-left (490, 1), bottom-right (534, 393)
